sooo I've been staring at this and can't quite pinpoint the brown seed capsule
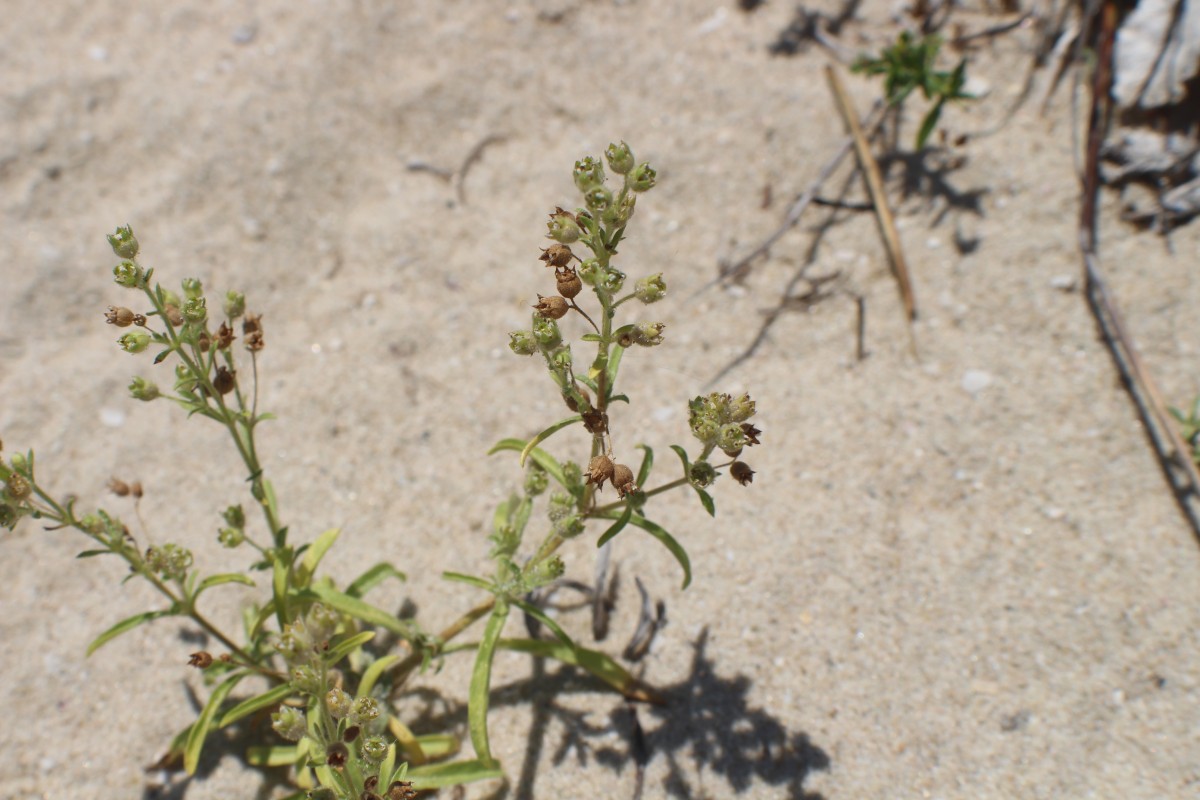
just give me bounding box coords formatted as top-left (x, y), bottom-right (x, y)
top-left (364, 776), bottom-right (379, 792)
top-left (556, 266), bottom-right (583, 299)
top-left (731, 461), bottom-right (755, 486)
top-left (343, 725), bottom-right (361, 743)
top-left (197, 329), bottom-right (212, 353)
top-left (564, 386), bottom-right (592, 412)
top-left (213, 366), bottom-right (236, 395)
top-left (243, 313), bottom-right (264, 351)
top-left (215, 321), bottom-right (236, 350)
top-left (387, 781), bottom-right (417, 800)
top-left (325, 742), bottom-right (349, 769)
top-left (722, 446), bottom-right (743, 459)
top-left (586, 455), bottom-right (615, 488)
top-left (188, 651), bottom-right (214, 668)
top-left (740, 423), bottom-right (762, 446)
top-left (533, 294), bottom-right (569, 320)
top-left (130, 481), bottom-right (143, 499)
top-left (105, 306), bottom-right (137, 327)
top-left (581, 409), bottom-right (608, 435)
top-left (539, 243), bottom-right (574, 267)
top-left (108, 478), bottom-right (131, 497)
top-left (164, 304), bottom-right (184, 326)
top-left (612, 463), bottom-right (638, 498)
top-left (616, 329), bottom-right (636, 348)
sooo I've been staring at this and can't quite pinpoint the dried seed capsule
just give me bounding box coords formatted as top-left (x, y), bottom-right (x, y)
top-left (342, 725), bottom-right (361, 743)
top-left (533, 294), bottom-right (569, 320)
top-left (387, 781), bottom-right (417, 800)
top-left (741, 423), bottom-right (762, 445)
top-left (108, 478), bottom-right (131, 497)
top-left (188, 651), bottom-right (214, 668)
top-left (612, 463), bottom-right (638, 498)
top-left (556, 267), bottom-right (583, 299)
top-left (164, 304), bottom-right (184, 326)
top-left (325, 742), bottom-right (349, 768)
top-left (213, 366), bottom-right (236, 395)
top-left (586, 455), bottom-right (615, 489)
top-left (731, 461), bottom-right (755, 486)
top-left (539, 243), bottom-right (574, 268)
top-left (215, 321), bottom-right (236, 350)
top-left (243, 313), bottom-right (265, 351)
top-left (546, 207), bottom-right (581, 243)
top-left (105, 306), bottom-right (137, 327)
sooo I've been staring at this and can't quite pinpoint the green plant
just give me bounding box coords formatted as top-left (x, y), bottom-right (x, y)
top-left (0, 142), bottom-right (762, 798)
top-left (1170, 397), bottom-right (1200, 466)
top-left (852, 30), bottom-right (972, 149)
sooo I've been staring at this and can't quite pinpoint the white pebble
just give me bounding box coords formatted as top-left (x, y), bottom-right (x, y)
top-left (961, 370), bottom-right (992, 395)
top-left (100, 408), bottom-right (125, 428)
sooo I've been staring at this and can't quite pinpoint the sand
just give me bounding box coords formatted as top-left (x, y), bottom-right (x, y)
top-left (2, 2), bottom-right (1198, 798)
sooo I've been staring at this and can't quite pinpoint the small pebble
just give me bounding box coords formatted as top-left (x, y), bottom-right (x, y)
top-left (100, 408), bottom-right (125, 428)
top-left (232, 23), bottom-right (257, 44)
top-left (961, 370), bottom-right (992, 395)
top-left (1049, 274), bottom-right (1076, 292)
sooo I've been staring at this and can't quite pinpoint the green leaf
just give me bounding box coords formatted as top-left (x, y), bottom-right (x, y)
top-left (518, 416), bottom-right (582, 467)
top-left (357, 654), bottom-right (401, 698)
top-left (491, 497), bottom-right (515, 538)
top-left (498, 638), bottom-right (662, 704)
top-left (670, 445), bottom-right (715, 517)
top-left (442, 572), bottom-right (496, 593)
top-left (511, 597), bottom-right (575, 648)
top-left (185, 672), bottom-right (245, 774)
top-left (916, 98), bottom-right (944, 149)
top-left (603, 512), bottom-right (692, 589)
top-left (488, 439), bottom-right (567, 488)
top-left (299, 585), bottom-right (412, 637)
top-left (468, 600), bottom-right (510, 763)
top-left (296, 528), bottom-right (341, 587)
top-left (595, 505), bottom-right (633, 548)
top-left (75, 549), bottom-right (111, 559)
top-left (605, 345), bottom-right (626, 399)
top-left (87, 609), bottom-right (174, 656)
top-left (325, 630), bottom-right (376, 666)
top-left (635, 444), bottom-right (654, 487)
top-left (670, 444), bottom-right (691, 472)
top-left (245, 744), bottom-right (298, 767)
top-left (580, 333), bottom-right (603, 342)
top-left (414, 733), bottom-right (460, 760)
top-left (194, 572), bottom-right (256, 601)
top-left (272, 551), bottom-right (292, 625)
top-left (696, 487), bottom-right (716, 517)
top-left (407, 758), bottom-right (503, 790)
top-left (345, 562), bottom-right (406, 599)
top-left (219, 682), bottom-right (294, 727)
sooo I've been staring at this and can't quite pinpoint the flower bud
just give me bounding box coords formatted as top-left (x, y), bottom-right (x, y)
top-left (107, 225), bottom-right (139, 259)
top-left (118, 331), bottom-right (151, 353)
top-left (271, 706), bottom-right (307, 741)
top-left (553, 514), bottom-right (584, 538)
top-left (548, 344), bottom-right (572, 372)
top-left (546, 208), bottom-right (582, 244)
top-left (222, 504), bottom-right (245, 528)
top-left (728, 393), bottom-right (756, 422)
top-left (635, 274), bottom-right (666, 304)
top-left (556, 267), bottom-right (583, 299)
top-left (291, 664), bottom-right (322, 693)
top-left (182, 297), bottom-right (207, 324)
top-left (128, 377), bottom-right (160, 401)
top-left (604, 141), bottom-right (635, 175)
top-left (731, 461), bottom-right (755, 485)
top-left (717, 423), bottom-right (746, 455)
top-left (223, 290), bottom-right (246, 319)
top-left (105, 306), bottom-right (137, 327)
top-left (5, 473), bottom-right (31, 502)
top-left (306, 603), bottom-right (340, 643)
top-left (113, 261), bottom-right (144, 289)
top-left (527, 555), bottom-right (566, 588)
top-left (533, 294), bottom-right (569, 320)
top-left (629, 162), bottom-right (657, 192)
top-left (531, 315), bottom-right (561, 348)
top-left (689, 461), bottom-right (718, 488)
top-left (508, 330), bottom-right (538, 356)
top-left (583, 186), bottom-right (613, 213)
top-left (573, 156), bottom-right (605, 192)
top-left (633, 322), bottom-right (665, 347)
top-left (326, 687), bottom-right (352, 719)
top-left (218, 527), bottom-right (245, 548)
top-left (524, 465), bottom-right (549, 496)
top-left (181, 278), bottom-right (204, 300)
top-left (10, 453), bottom-right (26, 473)
top-left (360, 735), bottom-right (389, 763)
top-left (601, 267), bottom-right (625, 293)
top-left (349, 697), bottom-right (380, 725)
top-left (614, 191), bottom-right (637, 224)
top-left (578, 258), bottom-right (604, 287)
top-left (174, 364), bottom-right (199, 394)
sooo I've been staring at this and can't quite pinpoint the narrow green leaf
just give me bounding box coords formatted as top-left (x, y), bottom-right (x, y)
top-left (605, 345), bottom-right (626, 399)
top-left (296, 528), bottom-right (341, 587)
top-left (87, 609), bottom-right (173, 656)
top-left (377, 743), bottom-right (397, 788)
top-left (468, 601), bottom-right (510, 763)
top-left (184, 672), bottom-right (245, 774)
top-left (357, 654), bottom-right (401, 698)
top-left (635, 444), bottom-right (654, 487)
top-left (488, 439), bottom-right (567, 488)
top-left (194, 572), bottom-right (256, 601)
top-left (407, 758), bottom-right (504, 789)
top-left (491, 496), bottom-right (515, 538)
top-left (696, 488), bottom-right (716, 517)
top-left (580, 333), bottom-right (603, 342)
top-left (511, 598), bottom-right (575, 648)
top-left (219, 682), bottom-right (294, 727)
top-left (413, 734), bottom-right (459, 760)
top-left (299, 586), bottom-right (411, 637)
top-left (916, 98), bottom-right (945, 149)
top-left (518, 416), bottom-right (582, 467)
top-left (325, 630), bottom-right (376, 666)
top-left (248, 600), bottom-right (276, 640)
top-left (345, 562), bottom-right (406, 598)
top-left (442, 572), bottom-right (496, 593)
top-left (602, 512), bottom-right (692, 589)
top-left (262, 479), bottom-right (281, 535)
top-left (670, 444), bottom-right (690, 472)
top-left (595, 505), bottom-right (633, 548)
top-left (272, 551), bottom-right (292, 625)
top-left (511, 496), bottom-right (533, 539)
top-left (75, 549), bottom-right (111, 559)
top-left (498, 638), bottom-right (662, 703)
top-left (245, 744), bottom-right (298, 767)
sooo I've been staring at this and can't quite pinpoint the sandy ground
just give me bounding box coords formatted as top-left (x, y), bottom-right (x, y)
top-left (2, 2), bottom-right (1199, 798)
